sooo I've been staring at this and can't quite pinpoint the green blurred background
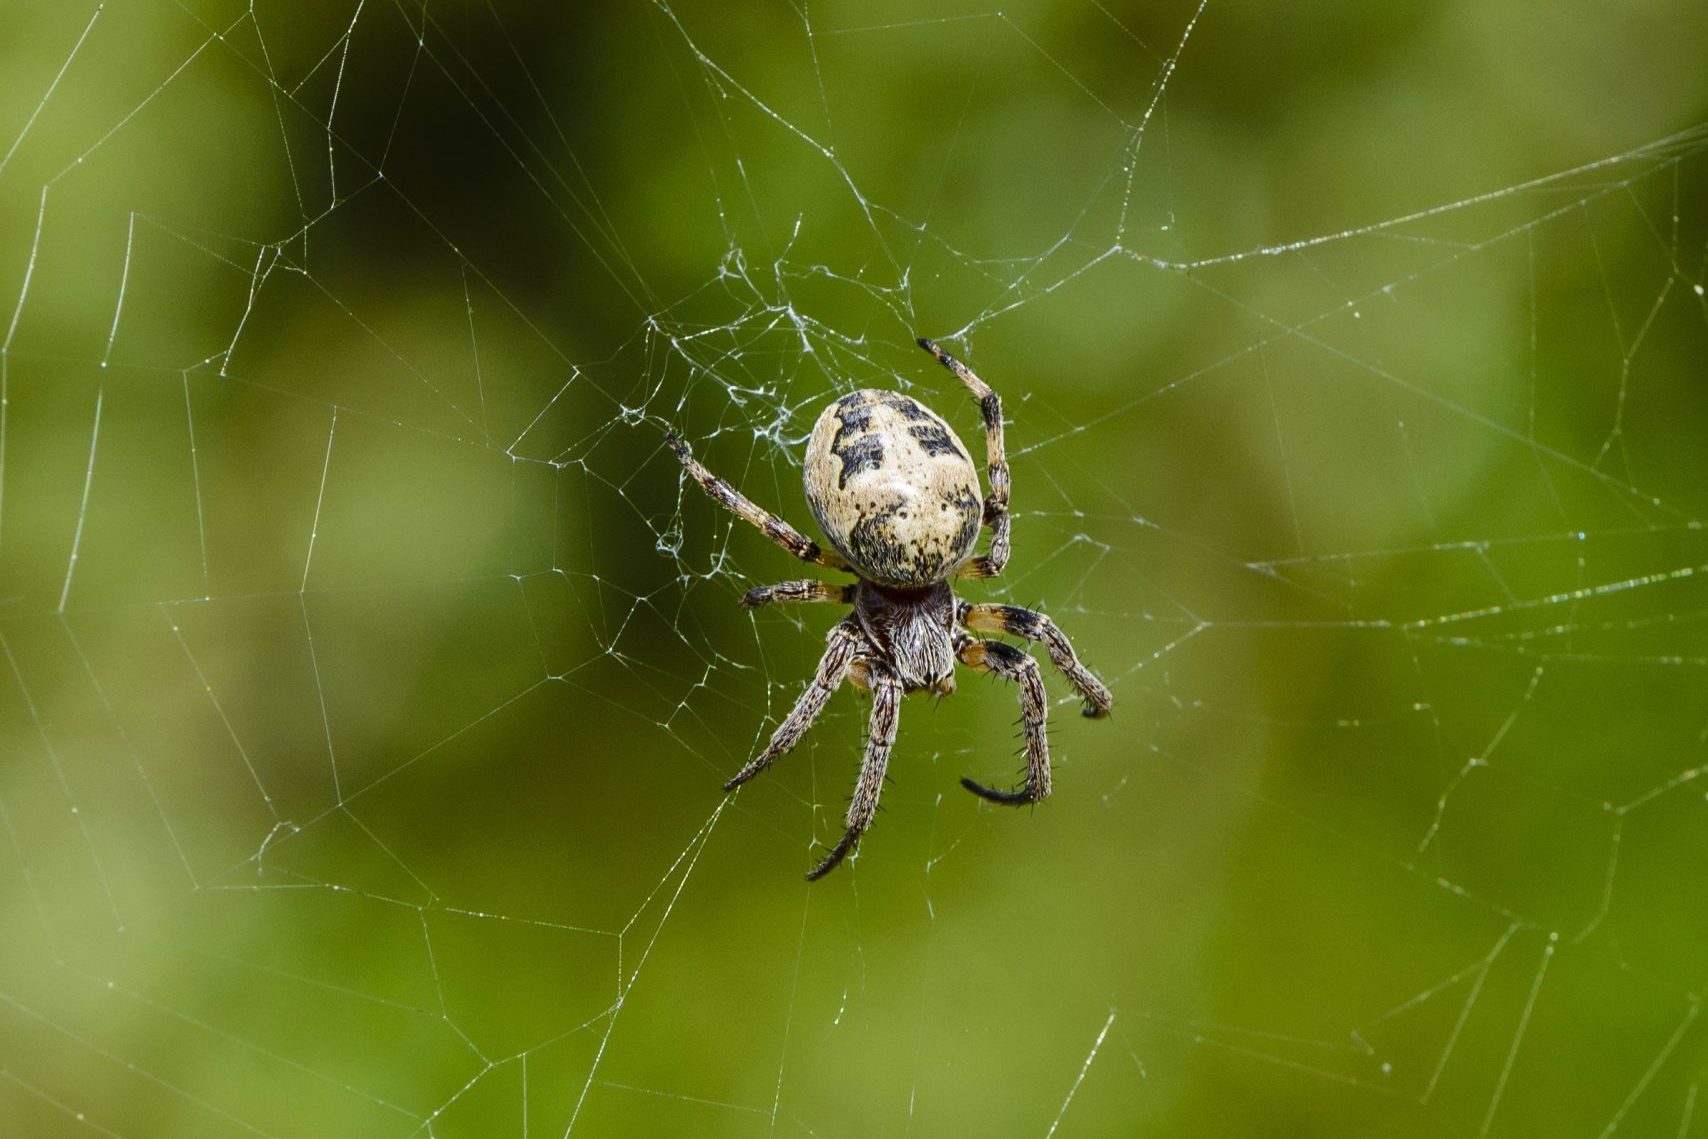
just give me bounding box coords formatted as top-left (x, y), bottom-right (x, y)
top-left (2, 1), bottom-right (1706, 1135)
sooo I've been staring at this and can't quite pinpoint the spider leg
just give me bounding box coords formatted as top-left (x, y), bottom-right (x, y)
top-left (741, 579), bottom-right (855, 610)
top-left (724, 619), bottom-right (861, 791)
top-left (959, 602), bottom-right (1112, 717)
top-left (955, 638), bottom-right (1050, 805)
top-left (667, 432), bottom-right (853, 573)
top-left (917, 339), bottom-right (1010, 580)
top-left (807, 661), bottom-right (902, 880)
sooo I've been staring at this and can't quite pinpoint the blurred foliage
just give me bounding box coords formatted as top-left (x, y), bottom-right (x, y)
top-left (1, 1), bottom-right (1706, 1135)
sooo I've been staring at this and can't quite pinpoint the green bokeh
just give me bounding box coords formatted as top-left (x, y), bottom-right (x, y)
top-left (1, 2), bottom-right (1706, 1135)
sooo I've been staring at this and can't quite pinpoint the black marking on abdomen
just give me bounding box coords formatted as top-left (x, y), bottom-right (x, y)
top-left (830, 394), bottom-right (878, 451)
top-left (950, 485), bottom-right (981, 553)
top-left (877, 391), bottom-right (932, 421)
top-left (909, 423), bottom-right (961, 457)
top-left (834, 434), bottom-right (885, 488)
top-left (849, 507), bottom-right (904, 582)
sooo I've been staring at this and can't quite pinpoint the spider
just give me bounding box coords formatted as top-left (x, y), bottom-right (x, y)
top-left (667, 338), bottom-right (1111, 879)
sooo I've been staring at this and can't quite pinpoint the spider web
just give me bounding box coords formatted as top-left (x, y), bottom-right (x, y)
top-left (2, 1), bottom-right (1707, 1135)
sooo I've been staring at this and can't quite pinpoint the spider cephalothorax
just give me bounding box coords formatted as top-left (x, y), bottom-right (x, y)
top-left (668, 338), bottom-right (1111, 879)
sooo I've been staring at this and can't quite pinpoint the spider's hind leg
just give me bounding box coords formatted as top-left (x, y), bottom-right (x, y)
top-left (917, 339), bottom-right (1010, 579)
top-left (666, 432), bottom-right (853, 573)
top-left (956, 638), bottom-right (1050, 805)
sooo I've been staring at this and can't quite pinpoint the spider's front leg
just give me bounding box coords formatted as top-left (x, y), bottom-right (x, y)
top-left (807, 660), bottom-right (902, 880)
top-left (959, 602), bottom-right (1112, 717)
top-left (917, 339), bottom-right (1010, 580)
top-left (725, 619), bottom-right (860, 791)
top-left (955, 638), bottom-right (1051, 805)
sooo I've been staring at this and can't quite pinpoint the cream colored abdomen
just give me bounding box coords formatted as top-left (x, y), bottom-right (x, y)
top-left (803, 389), bottom-right (983, 586)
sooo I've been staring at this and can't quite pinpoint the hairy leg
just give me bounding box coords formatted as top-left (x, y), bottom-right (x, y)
top-left (667, 433), bottom-right (852, 572)
top-left (956, 638), bottom-right (1051, 805)
top-left (807, 661), bottom-right (902, 880)
top-left (959, 602), bottom-right (1112, 717)
top-left (741, 579), bottom-right (855, 610)
top-left (724, 619), bottom-right (861, 791)
top-left (917, 339), bottom-right (1011, 579)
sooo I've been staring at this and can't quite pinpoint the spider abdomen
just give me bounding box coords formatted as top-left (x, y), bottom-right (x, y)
top-left (803, 389), bottom-right (982, 586)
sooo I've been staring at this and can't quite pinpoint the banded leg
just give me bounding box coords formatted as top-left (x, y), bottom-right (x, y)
top-left (959, 602), bottom-right (1112, 717)
top-left (667, 433), bottom-right (853, 572)
top-left (917, 339), bottom-right (1010, 579)
top-left (956, 639), bottom-right (1050, 805)
top-left (741, 579), bottom-right (854, 610)
top-left (807, 661), bottom-right (902, 880)
top-left (724, 619), bottom-right (861, 791)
